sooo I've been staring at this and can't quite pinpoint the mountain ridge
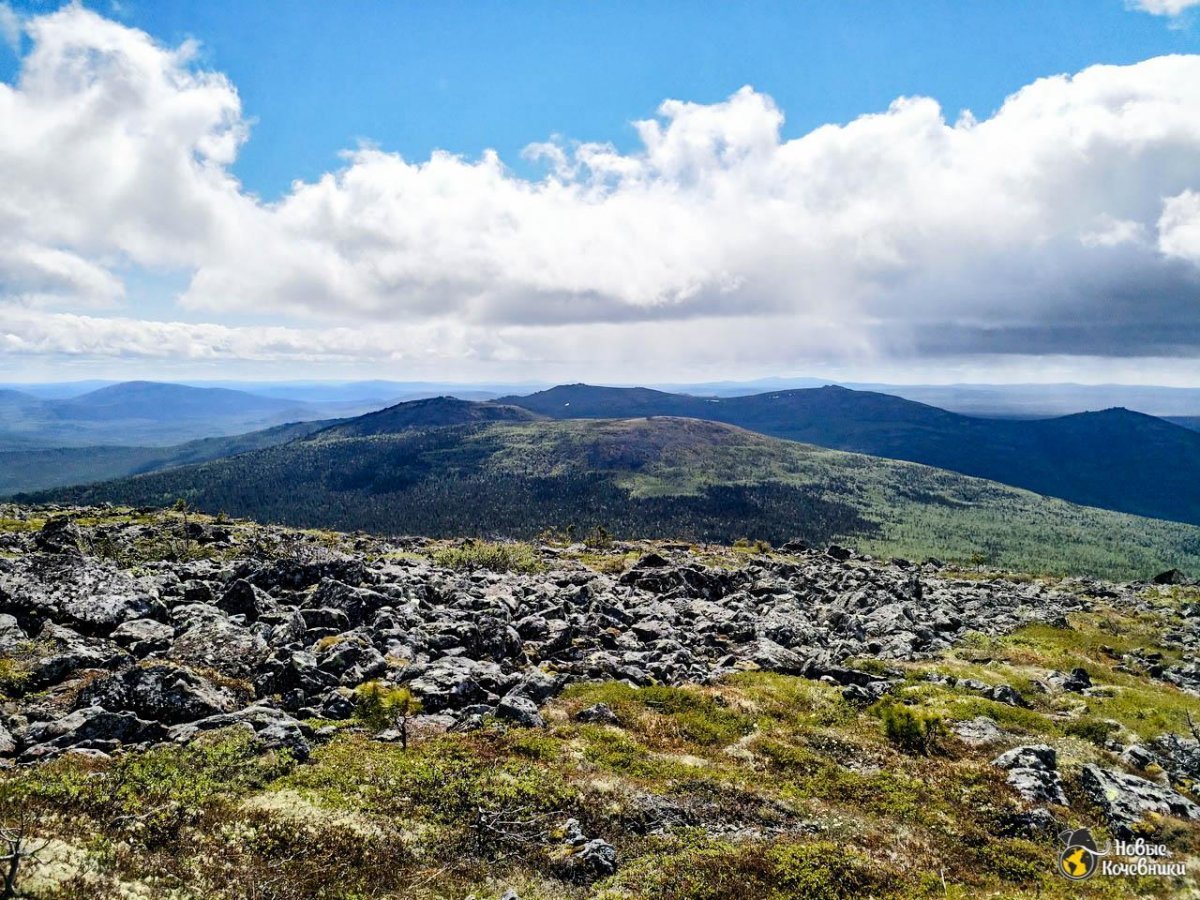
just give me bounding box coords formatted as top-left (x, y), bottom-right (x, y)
top-left (28, 414), bottom-right (1200, 580)
top-left (312, 396), bottom-right (541, 438)
top-left (500, 384), bottom-right (1200, 526)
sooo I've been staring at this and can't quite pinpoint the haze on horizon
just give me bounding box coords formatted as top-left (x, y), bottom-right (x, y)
top-left (2, 1), bottom-right (1200, 387)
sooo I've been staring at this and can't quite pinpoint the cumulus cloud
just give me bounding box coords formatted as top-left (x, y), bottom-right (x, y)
top-left (1, 7), bottom-right (1200, 376)
top-left (1130, 0), bottom-right (1200, 16)
top-left (1159, 190), bottom-right (1200, 262)
top-left (0, 6), bottom-right (249, 301)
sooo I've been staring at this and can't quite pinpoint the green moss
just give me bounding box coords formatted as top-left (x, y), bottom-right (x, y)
top-left (722, 671), bottom-right (851, 725)
top-left (282, 733), bottom-right (579, 826)
top-left (1064, 716), bottom-right (1121, 746)
top-left (504, 730), bottom-right (565, 762)
top-left (4, 729), bottom-right (294, 849)
top-left (562, 682), bottom-right (756, 748)
top-left (0, 517), bottom-right (43, 533)
top-left (602, 835), bottom-right (902, 900)
top-left (578, 726), bottom-right (686, 780)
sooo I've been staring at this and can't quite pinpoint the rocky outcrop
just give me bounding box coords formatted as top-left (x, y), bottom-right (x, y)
top-left (167, 705), bottom-right (313, 761)
top-left (556, 818), bottom-right (618, 880)
top-left (21, 708), bottom-right (167, 760)
top-left (1079, 764), bottom-right (1200, 838)
top-left (953, 716), bottom-right (1008, 747)
top-left (75, 664), bottom-right (238, 725)
top-left (0, 507), bottom-right (1132, 762)
top-left (992, 745), bottom-right (1067, 805)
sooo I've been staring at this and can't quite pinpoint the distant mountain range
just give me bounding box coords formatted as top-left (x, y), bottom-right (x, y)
top-left (0, 381), bottom-right (380, 449)
top-left (25, 400), bottom-right (1200, 580)
top-left (498, 384), bottom-right (1200, 527)
top-left (11, 377), bottom-right (1200, 417)
top-left (0, 420), bottom-right (335, 496)
top-left (0, 396), bottom-right (532, 494)
top-left (675, 380), bottom-right (1200, 418)
top-left (7, 382), bottom-right (1200, 535)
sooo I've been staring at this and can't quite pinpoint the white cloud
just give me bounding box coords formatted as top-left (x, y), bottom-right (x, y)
top-left (1130, 0), bottom-right (1200, 16)
top-left (1, 7), bottom-right (1200, 377)
top-left (0, 6), bottom-right (250, 299)
top-left (1158, 190), bottom-right (1200, 262)
top-left (179, 57), bottom-right (1200, 362)
top-left (0, 308), bottom-right (487, 364)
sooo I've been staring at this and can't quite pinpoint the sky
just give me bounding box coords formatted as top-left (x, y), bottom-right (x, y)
top-left (1, 0), bottom-right (1200, 385)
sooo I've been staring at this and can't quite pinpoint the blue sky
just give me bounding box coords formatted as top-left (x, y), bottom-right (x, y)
top-left (3, 1), bottom-right (1193, 199)
top-left (1, 1), bottom-right (1200, 383)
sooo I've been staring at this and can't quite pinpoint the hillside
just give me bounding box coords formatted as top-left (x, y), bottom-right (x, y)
top-left (30, 416), bottom-right (1200, 580)
top-left (0, 396), bottom-right (542, 496)
top-left (502, 384), bottom-right (1200, 526)
top-left (0, 420), bottom-right (336, 496)
top-left (313, 396), bottom-right (540, 438)
top-left (0, 381), bottom-right (381, 449)
top-left (0, 506), bottom-right (1197, 898)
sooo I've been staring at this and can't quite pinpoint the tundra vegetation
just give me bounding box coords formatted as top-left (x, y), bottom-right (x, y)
top-left (0, 507), bottom-right (1196, 897)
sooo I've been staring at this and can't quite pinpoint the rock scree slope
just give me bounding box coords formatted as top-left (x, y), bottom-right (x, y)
top-left (1, 507), bottom-right (1200, 895)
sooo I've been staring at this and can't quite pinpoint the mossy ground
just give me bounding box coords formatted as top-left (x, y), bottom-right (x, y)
top-left (2, 587), bottom-right (1198, 899)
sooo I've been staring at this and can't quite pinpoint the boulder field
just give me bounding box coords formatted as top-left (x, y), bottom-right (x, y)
top-left (2, 506), bottom-right (1199, 849)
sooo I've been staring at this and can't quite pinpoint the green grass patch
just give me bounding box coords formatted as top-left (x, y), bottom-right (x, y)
top-left (432, 541), bottom-right (545, 573)
top-left (600, 834), bottom-right (903, 900)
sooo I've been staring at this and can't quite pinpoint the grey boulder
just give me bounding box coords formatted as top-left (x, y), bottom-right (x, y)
top-left (1079, 764), bottom-right (1200, 838)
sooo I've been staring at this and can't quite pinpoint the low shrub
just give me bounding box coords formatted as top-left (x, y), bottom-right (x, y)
top-left (879, 702), bottom-right (944, 755)
top-left (1063, 716), bottom-right (1120, 746)
top-left (432, 541), bottom-right (544, 573)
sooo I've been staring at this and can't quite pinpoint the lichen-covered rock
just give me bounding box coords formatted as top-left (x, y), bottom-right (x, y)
top-left (24, 623), bottom-right (128, 692)
top-left (216, 579), bottom-right (272, 621)
top-left (574, 703), bottom-right (620, 725)
top-left (109, 618), bottom-right (174, 656)
top-left (992, 745), bottom-right (1067, 805)
top-left (168, 705), bottom-right (312, 761)
top-left (171, 619), bottom-right (268, 679)
top-left (495, 693), bottom-right (545, 728)
top-left (1079, 764), bottom-right (1200, 837)
top-left (953, 716), bottom-right (1007, 747)
top-left (0, 555), bottom-right (164, 636)
top-left (76, 663), bottom-right (238, 724)
top-left (22, 707), bottom-right (167, 759)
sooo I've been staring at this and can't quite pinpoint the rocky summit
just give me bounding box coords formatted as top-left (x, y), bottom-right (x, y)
top-left (2, 505), bottom-right (1200, 898)
top-left (0, 508), bottom-right (1104, 760)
